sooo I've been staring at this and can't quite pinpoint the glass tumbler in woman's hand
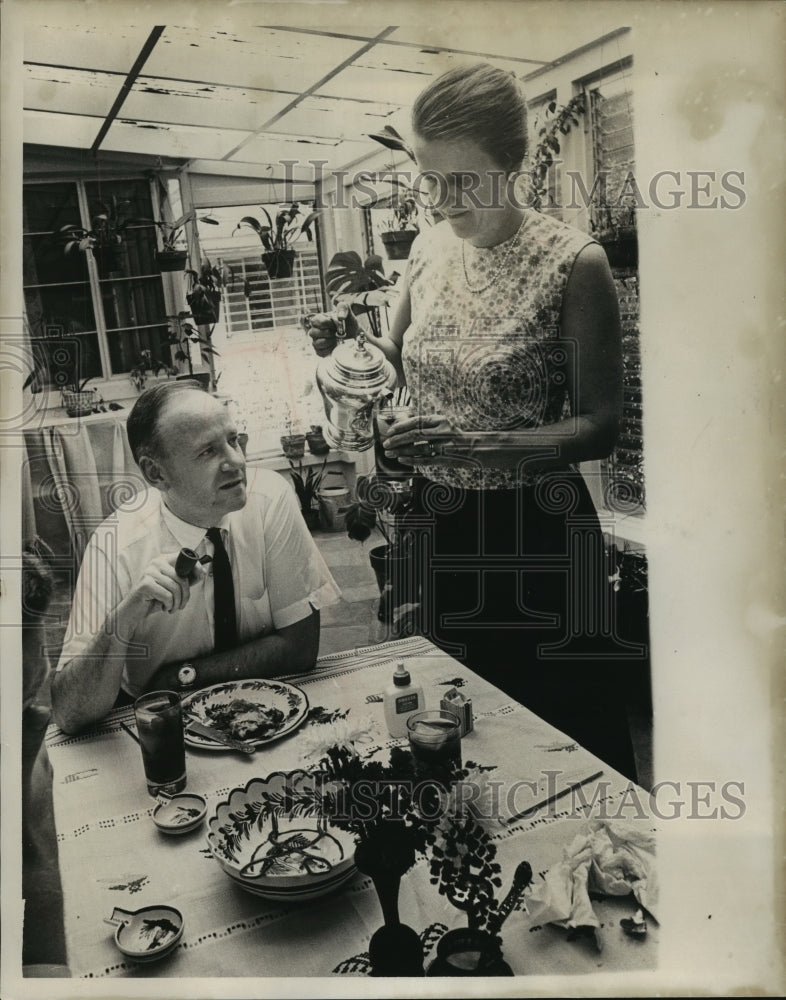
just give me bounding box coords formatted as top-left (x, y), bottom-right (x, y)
top-left (373, 401), bottom-right (413, 479)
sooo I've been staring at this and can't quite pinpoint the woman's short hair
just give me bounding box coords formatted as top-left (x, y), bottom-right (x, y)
top-left (126, 380), bottom-right (205, 464)
top-left (412, 62), bottom-right (528, 173)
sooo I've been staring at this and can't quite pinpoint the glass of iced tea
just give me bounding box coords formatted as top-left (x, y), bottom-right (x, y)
top-left (407, 710), bottom-right (462, 786)
top-left (133, 691), bottom-right (187, 797)
top-left (373, 402), bottom-right (413, 480)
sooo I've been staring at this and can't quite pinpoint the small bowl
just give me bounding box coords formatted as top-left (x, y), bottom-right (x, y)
top-left (152, 793), bottom-right (207, 835)
top-left (105, 905), bottom-right (183, 962)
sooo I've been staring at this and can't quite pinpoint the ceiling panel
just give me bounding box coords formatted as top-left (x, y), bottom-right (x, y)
top-left (353, 43), bottom-right (533, 80)
top-left (143, 25), bottom-right (370, 93)
top-left (24, 24), bottom-right (157, 75)
top-left (24, 65), bottom-right (119, 119)
top-left (260, 95), bottom-right (400, 143)
top-left (102, 119), bottom-right (251, 161)
top-left (227, 134), bottom-right (375, 173)
top-left (21, 20), bottom-right (628, 176)
top-left (124, 78), bottom-right (295, 133)
top-left (24, 109), bottom-right (110, 151)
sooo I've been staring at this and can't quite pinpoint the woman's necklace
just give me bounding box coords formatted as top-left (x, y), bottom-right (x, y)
top-left (461, 218), bottom-right (525, 294)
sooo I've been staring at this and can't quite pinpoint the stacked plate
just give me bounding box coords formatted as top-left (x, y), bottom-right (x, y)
top-left (206, 770), bottom-right (357, 902)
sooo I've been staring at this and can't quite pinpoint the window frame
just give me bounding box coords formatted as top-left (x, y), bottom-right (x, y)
top-left (22, 174), bottom-right (181, 400)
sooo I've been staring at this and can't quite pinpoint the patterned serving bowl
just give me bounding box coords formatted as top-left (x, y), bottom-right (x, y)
top-left (206, 770), bottom-right (357, 902)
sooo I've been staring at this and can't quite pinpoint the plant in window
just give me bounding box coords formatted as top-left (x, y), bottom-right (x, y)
top-left (57, 195), bottom-right (144, 276)
top-left (129, 349), bottom-right (177, 393)
top-left (235, 202), bottom-right (321, 280)
top-left (529, 94), bottom-right (586, 212)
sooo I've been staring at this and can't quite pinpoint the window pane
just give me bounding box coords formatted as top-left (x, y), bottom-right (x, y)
top-left (107, 324), bottom-right (172, 376)
top-left (101, 276), bottom-right (166, 334)
top-left (23, 182), bottom-right (81, 235)
top-left (24, 285), bottom-right (97, 340)
top-left (83, 178), bottom-right (159, 279)
top-left (23, 232), bottom-right (91, 287)
top-left (29, 329), bottom-right (103, 389)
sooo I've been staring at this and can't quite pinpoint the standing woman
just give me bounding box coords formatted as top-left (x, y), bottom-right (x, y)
top-left (310, 64), bottom-right (637, 780)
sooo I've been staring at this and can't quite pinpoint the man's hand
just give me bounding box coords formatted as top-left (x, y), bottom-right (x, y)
top-left (305, 304), bottom-right (360, 357)
top-left (126, 552), bottom-right (206, 618)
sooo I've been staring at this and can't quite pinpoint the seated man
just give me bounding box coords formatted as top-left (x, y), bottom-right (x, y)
top-left (52, 381), bottom-right (340, 734)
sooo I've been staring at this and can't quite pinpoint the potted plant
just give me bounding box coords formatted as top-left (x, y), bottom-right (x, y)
top-left (289, 458), bottom-right (328, 530)
top-left (58, 373), bottom-right (98, 417)
top-left (305, 424), bottom-right (330, 456)
top-left (147, 210), bottom-right (219, 272)
top-left (185, 259), bottom-right (231, 327)
top-left (589, 197), bottom-right (638, 269)
top-left (324, 251), bottom-right (398, 339)
top-left (345, 472), bottom-right (416, 623)
top-left (57, 195), bottom-right (148, 277)
top-left (367, 126), bottom-right (423, 260)
top-left (235, 202), bottom-right (321, 280)
top-left (279, 409), bottom-right (306, 459)
top-left (167, 312), bottom-right (218, 389)
top-left (128, 349), bottom-right (177, 392)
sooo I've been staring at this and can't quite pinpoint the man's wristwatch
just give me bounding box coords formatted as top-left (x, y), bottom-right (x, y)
top-left (177, 663), bottom-right (196, 697)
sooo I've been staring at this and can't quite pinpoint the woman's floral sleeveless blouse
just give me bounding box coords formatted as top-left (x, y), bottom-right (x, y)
top-left (402, 210), bottom-right (596, 490)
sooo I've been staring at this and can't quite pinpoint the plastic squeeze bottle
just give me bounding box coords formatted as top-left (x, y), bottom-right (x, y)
top-left (383, 661), bottom-right (424, 738)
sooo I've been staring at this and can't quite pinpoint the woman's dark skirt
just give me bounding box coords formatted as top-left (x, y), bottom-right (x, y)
top-left (401, 470), bottom-right (640, 781)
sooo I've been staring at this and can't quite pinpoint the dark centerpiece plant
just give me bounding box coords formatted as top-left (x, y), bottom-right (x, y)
top-left (235, 202), bottom-right (321, 280)
top-left (302, 718), bottom-right (529, 977)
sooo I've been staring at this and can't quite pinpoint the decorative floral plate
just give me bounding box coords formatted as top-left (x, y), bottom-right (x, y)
top-left (206, 770), bottom-right (357, 902)
top-left (181, 679), bottom-right (308, 751)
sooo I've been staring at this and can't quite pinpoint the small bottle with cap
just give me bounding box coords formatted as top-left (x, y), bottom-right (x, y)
top-left (383, 661), bottom-right (424, 739)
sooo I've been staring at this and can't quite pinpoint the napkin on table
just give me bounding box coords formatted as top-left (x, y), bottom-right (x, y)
top-left (523, 818), bottom-right (658, 945)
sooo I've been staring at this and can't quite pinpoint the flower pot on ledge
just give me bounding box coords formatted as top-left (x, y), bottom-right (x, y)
top-left (380, 230), bottom-right (417, 260)
top-left (280, 433), bottom-right (306, 460)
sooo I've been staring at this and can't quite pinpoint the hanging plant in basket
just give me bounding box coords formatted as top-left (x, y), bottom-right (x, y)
top-left (185, 259), bottom-right (232, 326)
top-left (234, 202), bottom-right (321, 281)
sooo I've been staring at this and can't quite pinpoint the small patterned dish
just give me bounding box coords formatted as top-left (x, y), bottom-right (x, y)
top-left (104, 905), bottom-right (184, 962)
top-left (152, 793), bottom-right (208, 834)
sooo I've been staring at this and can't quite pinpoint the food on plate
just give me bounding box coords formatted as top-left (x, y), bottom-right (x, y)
top-left (203, 699), bottom-right (285, 741)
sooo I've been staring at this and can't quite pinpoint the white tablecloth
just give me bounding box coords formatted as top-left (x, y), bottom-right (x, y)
top-left (46, 636), bottom-right (657, 980)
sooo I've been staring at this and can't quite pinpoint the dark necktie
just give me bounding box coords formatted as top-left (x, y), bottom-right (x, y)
top-left (206, 527), bottom-right (238, 653)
